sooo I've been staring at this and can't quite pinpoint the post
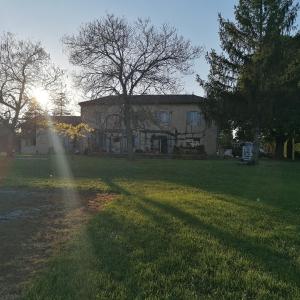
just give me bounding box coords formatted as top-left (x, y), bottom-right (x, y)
top-left (292, 137), bottom-right (295, 161)
top-left (6, 128), bottom-right (16, 157)
top-left (252, 127), bottom-right (260, 164)
top-left (123, 95), bottom-right (134, 160)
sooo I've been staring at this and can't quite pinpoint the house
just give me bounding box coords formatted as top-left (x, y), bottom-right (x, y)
top-left (0, 123), bottom-right (11, 154)
top-left (20, 116), bottom-right (82, 154)
top-left (80, 95), bottom-right (218, 156)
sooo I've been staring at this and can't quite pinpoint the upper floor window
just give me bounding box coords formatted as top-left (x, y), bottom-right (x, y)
top-left (156, 111), bottom-right (171, 125)
top-left (187, 111), bottom-right (201, 126)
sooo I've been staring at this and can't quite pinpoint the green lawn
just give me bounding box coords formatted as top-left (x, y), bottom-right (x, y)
top-left (2, 156), bottom-right (300, 299)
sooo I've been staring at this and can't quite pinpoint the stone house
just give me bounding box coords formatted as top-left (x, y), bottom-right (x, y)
top-left (20, 116), bottom-right (82, 154)
top-left (80, 95), bottom-right (217, 156)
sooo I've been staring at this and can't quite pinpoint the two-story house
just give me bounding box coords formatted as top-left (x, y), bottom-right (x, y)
top-left (79, 95), bottom-right (217, 156)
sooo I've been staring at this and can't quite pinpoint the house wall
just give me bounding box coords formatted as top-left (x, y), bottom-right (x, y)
top-left (81, 102), bottom-right (218, 155)
top-left (20, 128), bottom-right (81, 154)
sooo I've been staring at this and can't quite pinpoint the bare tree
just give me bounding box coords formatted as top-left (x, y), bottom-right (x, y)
top-left (63, 14), bottom-right (202, 159)
top-left (0, 33), bottom-right (62, 154)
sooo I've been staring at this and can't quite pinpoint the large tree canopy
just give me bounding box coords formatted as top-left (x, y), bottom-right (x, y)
top-left (0, 33), bottom-right (62, 133)
top-left (64, 14), bottom-right (202, 158)
top-left (64, 15), bottom-right (202, 97)
top-left (267, 33), bottom-right (300, 157)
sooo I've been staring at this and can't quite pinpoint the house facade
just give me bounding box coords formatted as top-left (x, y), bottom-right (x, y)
top-left (80, 95), bottom-right (218, 156)
top-left (20, 116), bottom-right (82, 154)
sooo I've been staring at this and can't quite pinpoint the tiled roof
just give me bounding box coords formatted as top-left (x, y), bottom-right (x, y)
top-left (79, 94), bottom-right (204, 106)
top-left (52, 116), bottom-right (81, 125)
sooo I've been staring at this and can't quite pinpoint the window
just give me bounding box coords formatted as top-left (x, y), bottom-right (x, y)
top-left (156, 111), bottom-right (171, 124)
top-left (187, 111), bottom-right (201, 126)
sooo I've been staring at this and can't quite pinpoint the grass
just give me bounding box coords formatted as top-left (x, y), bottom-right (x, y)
top-left (1, 156), bottom-right (300, 299)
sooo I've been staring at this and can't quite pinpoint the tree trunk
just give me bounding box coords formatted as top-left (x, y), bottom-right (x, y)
top-left (286, 138), bottom-right (294, 159)
top-left (275, 135), bottom-right (285, 159)
top-left (123, 96), bottom-right (134, 160)
top-left (252, 127), bottom-right (260, 164)
top-left (6, 129), bottom-right (16, 157)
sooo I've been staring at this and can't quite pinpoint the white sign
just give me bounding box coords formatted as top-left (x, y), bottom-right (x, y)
top-left (242, 142), bottom-right (253, 161)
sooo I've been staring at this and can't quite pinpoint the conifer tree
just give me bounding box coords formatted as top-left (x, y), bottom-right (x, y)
top-left (199, 0), bottom-right (299, 162)
top-left (21, 98), bottom-right (45, 143)
top-left (268, 33), bottom-right (300, 158)
top-left (52, 92), bottom-right (70, 116)
top-left (52, 92), bottom-right (71, 116)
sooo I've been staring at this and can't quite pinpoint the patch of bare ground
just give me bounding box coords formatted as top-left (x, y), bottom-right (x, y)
top-left (0, 189), bottom-right (115, 299)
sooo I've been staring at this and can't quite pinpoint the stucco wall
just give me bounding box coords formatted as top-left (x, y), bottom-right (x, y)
top-left (81, 102), bottom-right (218, 155)
top-left (20, 128), bottom-right (83, 154)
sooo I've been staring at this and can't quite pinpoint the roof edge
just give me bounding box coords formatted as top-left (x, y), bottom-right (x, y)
top-left (79, 94), bottom-right (205, 106)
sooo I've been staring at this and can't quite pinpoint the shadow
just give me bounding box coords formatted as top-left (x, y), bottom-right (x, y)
top-left (106, 176), bottom-right (300, 278)
top-left (138, 197), bottom-right (300, 286)
top-left (7, 157), bottom-right (300, 297)
top-left (98, 179), bottom-right (300, 290)
top-left (25, 176), bottom-right (300, 298)
top-left (60, 157), bottom-right (300, 216)
top-left (7, 156), bottom-right (300, 214)
top-left (86, 190), bottom-right (299, 298)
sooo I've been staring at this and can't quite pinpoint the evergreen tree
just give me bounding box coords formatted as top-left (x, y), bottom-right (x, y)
top-left (21, 98), bottom-right (45, 142)
top-left (199, 0), bottom-right (299, 162)
top-left (52, 92), bottom-right (71, 116)
top-left (268, 33), bottom-right (300, 158)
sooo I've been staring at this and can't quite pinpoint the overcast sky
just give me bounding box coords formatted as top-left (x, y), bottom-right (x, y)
top-left (1, 0), bottom-right (299, 100)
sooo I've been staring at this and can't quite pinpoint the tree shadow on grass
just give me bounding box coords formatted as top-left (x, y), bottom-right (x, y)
top-left (104, 179), bottom-right (300, 284)
top-left (9, 157), bottom-right (300, 215)
top-left (25, 178), bottom-right (300, 299)
top-left (141, 198), bottom-right (299, 282)
top-left (79, 158), bottom-right (300, 217)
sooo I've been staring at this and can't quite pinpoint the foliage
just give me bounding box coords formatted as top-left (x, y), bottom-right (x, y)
top-left (198, 0), bottom-right (299, 160)
top-left (218, 129), bottom-right (234, 148)
top-left (20, 98), bottom-right (46, 140)
top-left (53, 122), bottom-right (93, 140)
top-left (52, 92), bottom-right (71, 116)
top-left (268, 34), bottom-right (300, 142)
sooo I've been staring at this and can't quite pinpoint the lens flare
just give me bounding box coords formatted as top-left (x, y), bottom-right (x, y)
top-left (46, 117), bottom-right (79, 209)
top-left (31, 87), bottom-right (50, 109)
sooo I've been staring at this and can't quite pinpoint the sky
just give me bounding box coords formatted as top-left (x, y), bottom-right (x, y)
top-left (1, 0), bottom-right (299, 106)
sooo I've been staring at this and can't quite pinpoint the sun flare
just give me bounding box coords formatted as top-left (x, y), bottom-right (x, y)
top-left (31, 87), bottom-right (50, 108)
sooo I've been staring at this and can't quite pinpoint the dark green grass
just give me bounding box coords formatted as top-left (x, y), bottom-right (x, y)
top-left (1, 156), bottom-right (300, 299)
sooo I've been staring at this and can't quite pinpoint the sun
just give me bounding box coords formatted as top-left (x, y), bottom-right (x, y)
top-left (31, 87), bottom-right (50, 109)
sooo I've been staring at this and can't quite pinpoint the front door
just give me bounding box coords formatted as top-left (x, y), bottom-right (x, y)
top-left (160, 136), bottom-right (168, 154)
top-left (151, 135), bottom-right (168, 154)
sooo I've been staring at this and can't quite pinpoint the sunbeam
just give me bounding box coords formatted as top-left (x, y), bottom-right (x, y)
top-left (31, 87), bottom-right (50, 110)
top-left (46, 117), bottom-right (79, 209)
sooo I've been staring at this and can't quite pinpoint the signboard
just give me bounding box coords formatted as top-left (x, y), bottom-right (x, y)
top-left (242, 142), bottom-right (253, 162)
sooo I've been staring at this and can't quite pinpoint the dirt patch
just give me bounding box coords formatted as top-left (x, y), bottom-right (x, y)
top-left (0, 189), bottom-right (115, 299)
top-left (83, 193), bottom-right (116, 212)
